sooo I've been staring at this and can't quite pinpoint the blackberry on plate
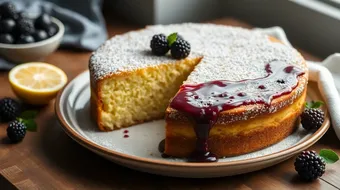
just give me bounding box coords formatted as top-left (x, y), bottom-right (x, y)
top-left (34, 13), bottom-right (52, 30)
top-left (170, 39), bottom-right (191, 59)
top-left (301, 101), bottom-right (325, 131)
top-left (0, 33), bottom-right (14, 44)
top-left (16, 18), bottom-right (35, 35)
top-left (7, 120), bottom-right (26, 143)
top-left (0, 2), bottom-right (18, 20)
top-left (150, 34), bottom-right (169, 55)
top-left (0, 98), bottom-right (21, 122)
top-left (16, 35), bottom-right (35, 44)
top-left (0, 19), bottom-right (16, 33)
top-left (33, 30), bottom-right (48, 41)
top-left (294, 151), bottom-right (325, 181)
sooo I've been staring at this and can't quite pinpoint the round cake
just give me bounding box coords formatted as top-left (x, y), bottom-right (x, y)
top-left (89, 23), bottom-right (308, 161)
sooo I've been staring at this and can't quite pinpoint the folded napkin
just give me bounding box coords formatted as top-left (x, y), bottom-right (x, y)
top-left (308, 55), bottom-right (340, 140)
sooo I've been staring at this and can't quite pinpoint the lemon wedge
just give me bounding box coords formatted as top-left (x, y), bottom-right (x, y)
top-left (9, 62), bottom-right (67, 105)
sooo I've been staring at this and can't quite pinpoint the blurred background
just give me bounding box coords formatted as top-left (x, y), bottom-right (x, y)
top-left (1, 0), bottom-right (340, 58)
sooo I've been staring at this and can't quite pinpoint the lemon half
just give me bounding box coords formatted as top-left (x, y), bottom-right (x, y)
top-left (9, 62), bottom-right (67, 105)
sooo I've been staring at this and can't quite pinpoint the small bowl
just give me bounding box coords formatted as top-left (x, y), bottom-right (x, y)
top-left (0, 17), bottom-right (65, 63)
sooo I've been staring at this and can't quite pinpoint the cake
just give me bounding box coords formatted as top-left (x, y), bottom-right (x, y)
top-left (89, 23), bottom-right (308, 161)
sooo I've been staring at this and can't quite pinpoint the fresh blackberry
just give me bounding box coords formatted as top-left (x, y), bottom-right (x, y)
top-left (0, 98), bottom-right (21, 122)
top-left (16, 18), bottom-right (35, 35)
top-left (301, 108), bottom-right (324, 131)
top-left (7, 120), bottom-right (26, 143)
top-left (16, 35), bottom-right (35, 44)
top-left (170, 39), bottom-right (191, 59)
top-left (0, 2), bottom-right (18, 20)
top-left (33, 30), bottom-right (48, 41)
top-left (294, 151), bottom-right (325, 181)
top-left (34, 13), bottom-right (52, 30)
top-left (150, 34), bottom-right (169, 55)
top-left (46, 23), bottom-right (58, 37)
top-left (0, 19), bottom-right (16, 33)
top-left (17, 11), bottom-right (29, 20)
top-left (0, 33), bottom-right (14, 44)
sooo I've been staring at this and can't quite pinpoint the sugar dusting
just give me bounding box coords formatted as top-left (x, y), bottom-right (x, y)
top-left (89, 23), bottom-right (308, 122)
top-left (89, 23), bottom-right (305, 82)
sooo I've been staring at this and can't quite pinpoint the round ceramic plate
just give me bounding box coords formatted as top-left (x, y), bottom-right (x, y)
top-left (55, 71), bottom-right (330, 178)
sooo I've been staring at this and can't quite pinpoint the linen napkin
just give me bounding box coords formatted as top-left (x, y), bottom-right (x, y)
top-left (256, 26), bottom-right (340, 141)
top-left (308, 55), bottom-right (340, 140)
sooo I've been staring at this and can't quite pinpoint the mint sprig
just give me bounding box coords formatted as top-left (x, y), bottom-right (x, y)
top-left (167, 32), bottom-right (177, 47)
top-left (17, 110), bottom-right (38, 132)
top-left (319, 149), bottom-right (339, 164)
top-left (305, 101), bottom-right (324, 109)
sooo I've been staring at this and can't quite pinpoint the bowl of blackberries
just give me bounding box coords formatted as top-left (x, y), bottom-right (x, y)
top-left (0, 2), bottom-right (64, 63)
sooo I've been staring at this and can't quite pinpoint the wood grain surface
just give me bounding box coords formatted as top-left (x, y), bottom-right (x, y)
top-left (0, 17), bottom-right (339, 190)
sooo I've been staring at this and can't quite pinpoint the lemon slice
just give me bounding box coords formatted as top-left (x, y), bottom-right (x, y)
top-left (9, 62), bottom-right (67, 105)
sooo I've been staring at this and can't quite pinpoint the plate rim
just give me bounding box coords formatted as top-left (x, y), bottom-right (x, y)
top-left (55, 70), bottom-right (330, 168)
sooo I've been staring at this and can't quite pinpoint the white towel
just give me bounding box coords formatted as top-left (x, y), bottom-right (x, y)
top-left (256, 27), bottom-right (340, 141)
top-left (308, 55), bottom-right (340, 140)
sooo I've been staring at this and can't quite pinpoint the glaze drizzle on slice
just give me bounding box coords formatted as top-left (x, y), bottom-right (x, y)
top-left (170, 60), bottom-right (305, 162)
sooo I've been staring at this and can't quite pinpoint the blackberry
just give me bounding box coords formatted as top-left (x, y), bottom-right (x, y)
top-left (7, 120), bottom-right (26, 143)
top-left (33, 30), bottom-right (48, 41)
top-left (0, 2), bottom-right (18, 20)
top-left (0, 33), bottom-right (14, 44)
top-left (301, 108), bottom-right (324, 131)
top-left (16, 35), bottom-right (35, 44)
top-left (0, 98), bottom-right (21, 122)
top-left (294, 151), bottom-right (325, 181)
top-left (46, 23), bottom-right (58, 37)
top-left (0, 19), bottom-right (16, 33)
top-left (17, 11), bottom-right (29, 20)
top-left (16, 18), bottom-right (35, 35)
top-left (170, 39), bottom-right (191, 59)
top-left (150, 34), bottom-right (169, 55)
top-left (34, 13), bottom-right (52, 30)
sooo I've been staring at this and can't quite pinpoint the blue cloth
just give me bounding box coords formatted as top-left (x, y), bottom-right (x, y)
top-left (0, 0), bottom-right (107, 69)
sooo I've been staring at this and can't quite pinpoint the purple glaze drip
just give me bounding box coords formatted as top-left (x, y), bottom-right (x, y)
top-left (170, 60), bottom-right (305, 162)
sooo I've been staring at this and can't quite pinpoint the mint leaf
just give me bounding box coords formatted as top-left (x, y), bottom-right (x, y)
top-left (20, 110), bottom-right (38, 120)
top-left (167, 32), bottom-right (177, 47)
top-left (305, 101), bottom-right (324, 109)
top-left (20, 119), bottom-right (37, 132)
top-left (319, 149), bottom-right (339, 164)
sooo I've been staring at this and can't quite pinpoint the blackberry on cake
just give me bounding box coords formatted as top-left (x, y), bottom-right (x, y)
top-left (150, 34), bottom-right (169, 55)
top-left (0, 98), bottom-right (21, 122)
top-left (170, 39), bottom-right (191, 59)
top-left (7, 120), bottom-right (26, 143)
top-left (301, 101), bottom-right (325, 131)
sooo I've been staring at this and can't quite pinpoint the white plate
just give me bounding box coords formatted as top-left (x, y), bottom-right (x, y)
top-left (55, 70), bottom-right (329, 178)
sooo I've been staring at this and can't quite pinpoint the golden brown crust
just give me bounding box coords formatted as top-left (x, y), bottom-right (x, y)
top-left (165, 90), bottom-right (306, 157)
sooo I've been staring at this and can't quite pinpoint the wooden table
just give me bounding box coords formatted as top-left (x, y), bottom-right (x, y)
top-left (1, 18), bottom-right (340, 190)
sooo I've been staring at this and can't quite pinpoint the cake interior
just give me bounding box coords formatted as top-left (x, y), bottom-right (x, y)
top-left (96, 57), bottom-right (202, 130)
